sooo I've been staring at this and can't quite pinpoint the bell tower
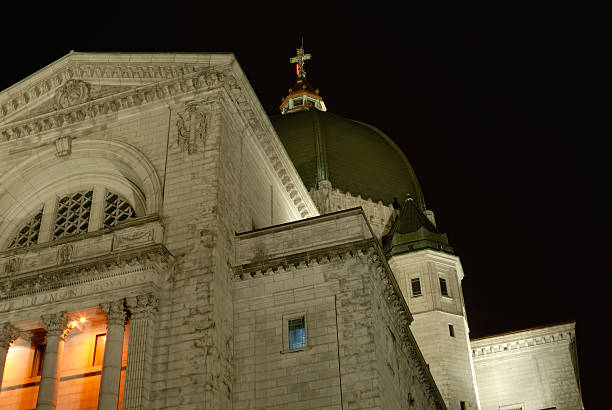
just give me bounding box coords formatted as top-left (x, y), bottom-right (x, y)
top-left (384, 195), bottom-right (481, 410)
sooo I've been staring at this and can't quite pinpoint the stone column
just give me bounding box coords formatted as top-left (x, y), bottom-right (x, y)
top-left (0, 323), bottom-right (19, 389)
top-left (37, 312), bottom-right (70, 410)
top-left (122, 293), bottom-right (157, 410)
top-left (97, 299), bottom-right (127, 410)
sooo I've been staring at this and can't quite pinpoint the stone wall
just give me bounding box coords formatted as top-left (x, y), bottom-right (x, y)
top-left (233, 209), bottom-right (445, 410)
top-left (471, 322), bottom-right (583, 410)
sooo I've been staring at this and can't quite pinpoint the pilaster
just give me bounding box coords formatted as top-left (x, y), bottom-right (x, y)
top-left (122, 293), bottom-right (157, 410)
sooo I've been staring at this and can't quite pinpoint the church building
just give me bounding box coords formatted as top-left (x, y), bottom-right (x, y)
top-left (0, 49), bottom-right (583, 409)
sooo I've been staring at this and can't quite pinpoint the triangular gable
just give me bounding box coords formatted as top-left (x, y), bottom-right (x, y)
top-left (0, 52), bottom-right (235, 126)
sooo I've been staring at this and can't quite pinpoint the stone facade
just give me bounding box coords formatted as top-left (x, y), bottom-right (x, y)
top-left (0, 51), bottom-right (583, 410)
top-left (471, 322), bottom-right (583, 410)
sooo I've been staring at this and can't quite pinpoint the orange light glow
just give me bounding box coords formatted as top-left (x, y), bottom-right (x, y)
top-left (80, 317), bottom-right (87, 323)
top-left (69, 320), bottom-right (78, 328)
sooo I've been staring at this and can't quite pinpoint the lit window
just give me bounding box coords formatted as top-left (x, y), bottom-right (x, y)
top-left (8, 209), bottom-right (43, 249)
top-left (411, 278), bottom-right (422, 297)
top-left (449, 324), bottom-right (455, 337)
top-left (93, 333), bottom-right (107, 366)
top-left (31, 344), bottom-right (45, 377)
top-left (104, 191), bottom-right (137, 227)
top-left (288, 317), bottom-right (306, 350)
top-left (439, 277), bottom-right (449, 297)
top-left (53, 190), bottom-right (93, 239)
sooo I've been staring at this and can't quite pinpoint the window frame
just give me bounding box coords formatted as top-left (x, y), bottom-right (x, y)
top-left (411, 277), bottom-right (422, 297)
top-left (439, 277), bottom-right (450, 297)
top-left (282, 312), bottom-right (309, 353)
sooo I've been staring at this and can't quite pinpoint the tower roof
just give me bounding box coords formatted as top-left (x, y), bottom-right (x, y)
top-left (382, 195), bottom-right (453, 257)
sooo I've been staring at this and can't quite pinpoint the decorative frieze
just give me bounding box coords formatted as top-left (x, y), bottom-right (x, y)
top-left (0, 243), bottom-right (172, 300)
top-left (471, 327), bottom-right (576, 358)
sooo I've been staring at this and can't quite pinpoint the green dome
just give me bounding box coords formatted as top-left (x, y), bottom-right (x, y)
top-left (270, 109), bottom-right (425, 209)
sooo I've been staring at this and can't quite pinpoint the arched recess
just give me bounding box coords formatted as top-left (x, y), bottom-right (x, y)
top-left (0, 139), bottom-right (162, 249)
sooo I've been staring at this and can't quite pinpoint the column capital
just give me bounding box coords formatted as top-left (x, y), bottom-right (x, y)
top-left (100, 299), bottom-right (127, 326)
top-left (126, 293), bottom-right (158, 318)
top-left (0, 323), bottom-right (19, 349)
top-left (41, 312), bottom-right (71, 339)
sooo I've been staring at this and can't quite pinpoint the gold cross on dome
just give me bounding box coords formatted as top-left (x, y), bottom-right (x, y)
top-left (290, 46), bottom-right (311, 79)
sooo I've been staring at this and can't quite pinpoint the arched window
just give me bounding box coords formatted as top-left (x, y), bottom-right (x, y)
top-left (4, 188), bottom-right (140, 249)
top-left (104, 191), bottom-right (137, 227)
top-left (53, 190), bottom-right (93, 240)
top-left (8, 209), bottom-right (43, 249)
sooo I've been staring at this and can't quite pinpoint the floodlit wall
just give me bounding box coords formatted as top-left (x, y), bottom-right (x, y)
top-left (232, 209), bottom-right (446, 410)
top-left (471, 322), bottom-right (583, 410)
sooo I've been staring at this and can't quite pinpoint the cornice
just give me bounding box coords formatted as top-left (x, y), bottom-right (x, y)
top-left (233, 237), bottom-right (445, 408)
top-left (0, 56), bottom-right (316, 220)
top-left (471, 325), bottom-right (576, 360)
top-left (0, 243), bottom-right (173, 300)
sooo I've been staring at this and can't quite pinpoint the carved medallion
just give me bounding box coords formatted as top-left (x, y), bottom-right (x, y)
top-left (57, 244), bottom-right (74, 265)
top-left (55, 80), bottom-right (91, 109)
top-left (3, 257), bottom-right (21, 275)
top-left (176, 102), bottom-right (208, 154)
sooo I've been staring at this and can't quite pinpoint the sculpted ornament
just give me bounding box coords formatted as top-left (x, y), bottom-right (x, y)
top-left (57, 244), bottom-right (74, 265)
top-left (126, 293), bottom-right (158, 317)
top-left (100, 299), bottom-right (127, 326)
top-left (0, 323), bottom-right (19, 349)
top-left (3, 257), bottom-right (21, 275)
top-left (41, 312), bottom-right (71, 338)
top-left (176, 102), bottom-right (208, 154)
top-left (54, 80), bottom-right (91, 109)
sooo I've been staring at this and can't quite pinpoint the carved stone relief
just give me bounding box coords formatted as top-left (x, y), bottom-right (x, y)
top-left (176, 102), bottom-right (209, 154)
top-left (3, 257), bottom-right (21, 275)
top-left (55, 135), bottom-right (72, 157)
top-left (54, 80), bottom-right (91, 109)
top-left (57, 244), bottom-right (74, 265)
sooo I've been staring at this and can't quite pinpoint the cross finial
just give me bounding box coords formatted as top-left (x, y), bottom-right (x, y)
top-left (290, 43), bottom-right (311, 79)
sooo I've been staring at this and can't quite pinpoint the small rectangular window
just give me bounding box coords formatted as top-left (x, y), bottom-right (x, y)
top-left (411, 278), bottom-right (421, 297)
top-left (93, 333), bottom-right (107, 366)
top-left (439, 277), bottom-right (449, 297)
top-left (460, 402), bottom-right (466, 410)
top-left (449, 324), bottom-right (455, 337)
top-left (288, 317), bottom-right (306, 350)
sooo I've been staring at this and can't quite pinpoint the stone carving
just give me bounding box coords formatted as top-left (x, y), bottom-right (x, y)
top-left (0, 244), bottom-right (171, 301)
top-left (55, 135), bottom-right (72, 157)
top-left (113, 228), bottom-right (154, 250)
top-left (41, 312), bottom-right (71, 338)
top-left (3, 257), bottom-right (21, 275)
top-left (126, 293), bottom-right (158, 317)
top-left (0, 323), bottom-right (19, 349)
top-left (57, 244), bottom-right (74, 265)
top-left (176, 102), bottom-right (208, 154)
top-left (54, 79), bottom-right (91, 109)
top-left (100, 299), bottom-right (127, 326)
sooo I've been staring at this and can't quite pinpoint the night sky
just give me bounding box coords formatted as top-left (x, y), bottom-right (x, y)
top-left (1, 2), bottom-right (602, 406)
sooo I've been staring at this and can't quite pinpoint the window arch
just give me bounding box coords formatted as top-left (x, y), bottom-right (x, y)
top-left (7, 209), bottom-right (43, 249)
top-left (4, 187), bottom-right (140, 249)
top-left (103, 191), bottom-right (137, 227)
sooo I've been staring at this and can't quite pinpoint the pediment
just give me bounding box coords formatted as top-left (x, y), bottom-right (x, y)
top-left (0, 52), bottom-right (235, 126)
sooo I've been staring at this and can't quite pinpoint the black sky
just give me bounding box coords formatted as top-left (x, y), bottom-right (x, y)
top-left (1, 2), bottom-right (603, 406)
